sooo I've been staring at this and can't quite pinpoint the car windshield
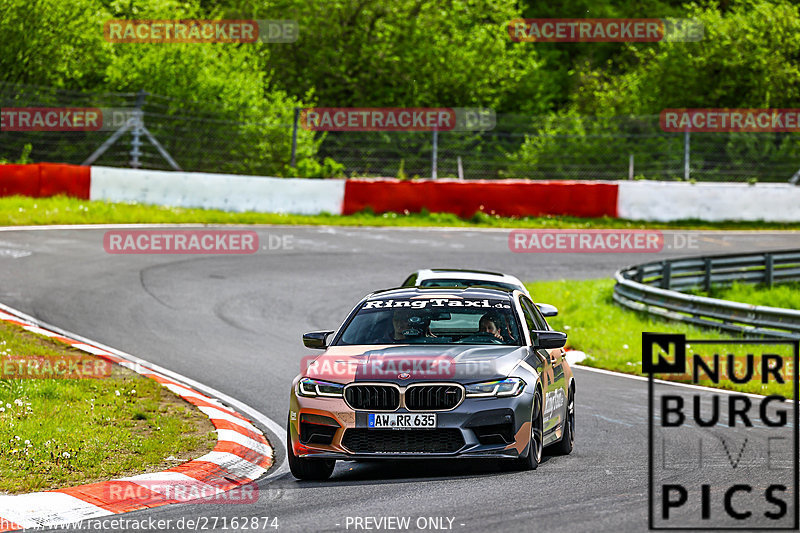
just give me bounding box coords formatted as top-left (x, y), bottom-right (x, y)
top-left (419, 279), bottom-right (520, 292)
top-left (335, 296), bottom-right (522, 346)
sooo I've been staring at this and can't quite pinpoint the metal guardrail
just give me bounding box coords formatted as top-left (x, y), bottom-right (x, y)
top-left (613, 249), bottom-right (800, 339)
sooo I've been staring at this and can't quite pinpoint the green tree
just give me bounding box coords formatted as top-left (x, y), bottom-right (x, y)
top-left (571, 0), bottom-right (800, 113)
top-left (221, 0), bottom-right (555, 114)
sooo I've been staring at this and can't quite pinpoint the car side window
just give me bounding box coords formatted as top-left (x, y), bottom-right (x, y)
top-left (519, 297), bottom-right (536, 334)
top-left (401, 274), bottom-right (417, 287)
top-left (521, 297), bottom-right (548, 331)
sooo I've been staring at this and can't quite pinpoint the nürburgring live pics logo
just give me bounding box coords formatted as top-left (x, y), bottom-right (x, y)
top-left (643, 332), bottom-right (799, 530)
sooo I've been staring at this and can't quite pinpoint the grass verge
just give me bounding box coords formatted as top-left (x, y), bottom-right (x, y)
top-left (2, 195), bottom-right (800, 229)
top-left (702, 281), bottom-right (800, 309)
top-left (525, 278), bottom-right (794, 399)
top-left (0, 320), bottom-right (216, 494)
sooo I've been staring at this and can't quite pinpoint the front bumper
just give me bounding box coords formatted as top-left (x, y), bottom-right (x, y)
top-left (289, 387), bottom-right (534, 460)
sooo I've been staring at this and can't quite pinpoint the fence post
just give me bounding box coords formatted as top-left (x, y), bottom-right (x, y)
top-left (704, 257), bottom-right (712, 294)
top-left (661, 261), bottom-right (672, 289)
top-left (290, 107), bottom-right (299, 168)
top-left (628, 153), bottom-right (634, 180)
top-left (457, 156), bottom-right (463, 179)
top-left (431, 128), bottom-right (438, 179)
top-left (683, 130), bottom-right (690, 181)
top-left (765, 253), bottom-right (774, 288)
top-left (129, 90), bottom-right (147, 169)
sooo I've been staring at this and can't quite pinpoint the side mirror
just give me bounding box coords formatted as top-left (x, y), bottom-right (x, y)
top-left (533, 330), bottom-right (567, 349)
top-left (303, 330), bottom-right (334, 349)
top-left (536, 303), bottom-right (558, 317)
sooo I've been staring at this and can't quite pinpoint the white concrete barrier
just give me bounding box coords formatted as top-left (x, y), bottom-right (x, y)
top-left (84, 165), bottom-right (800, 222)
top-left (618, 181), bottom-right (800, 222)
top-left (90, 166), bottom-right (345, 215)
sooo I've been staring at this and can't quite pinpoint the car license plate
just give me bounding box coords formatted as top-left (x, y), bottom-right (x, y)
top-left (368, 413), bottom-right (436, 429)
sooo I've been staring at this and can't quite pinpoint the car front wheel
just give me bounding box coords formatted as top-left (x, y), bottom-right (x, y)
top-left (515, 388), bottom-right (543, 470)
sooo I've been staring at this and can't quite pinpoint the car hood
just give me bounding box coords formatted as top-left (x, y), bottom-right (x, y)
top-left (303, 344), bottom-right (531, 384)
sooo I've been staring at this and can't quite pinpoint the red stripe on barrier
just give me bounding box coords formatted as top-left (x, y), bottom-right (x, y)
top-left (0, 164), bottom-right (39, 197)
top-left (343, 179), bottom-right (619, 218)
top-left (39, 163), bottom-right (90, 199)
top-left (0, 163), bottom-right (90, 199)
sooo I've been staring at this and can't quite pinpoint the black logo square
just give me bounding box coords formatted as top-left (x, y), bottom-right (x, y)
top-left (643, 332), bottom-right (686, 374)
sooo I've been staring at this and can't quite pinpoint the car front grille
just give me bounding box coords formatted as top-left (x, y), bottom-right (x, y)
top-left (341, 429), bottom-right (465, 454)
top-left (344, 385), bottom-right (400, 411)
top-left (405, 384), bottom-right (463, 411)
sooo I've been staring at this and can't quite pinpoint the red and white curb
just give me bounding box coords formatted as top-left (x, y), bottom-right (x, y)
top-left (0, 307), bottom-right (274, 531)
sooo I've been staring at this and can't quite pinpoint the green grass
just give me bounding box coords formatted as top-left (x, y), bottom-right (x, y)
top-left (525, 278), bottom-right (794, 398)
top-left (703, 281), bottom-right (800, 309)
top-left (0, 321), bottom-right (216, 494)
top-left (2, 195), bottom-right (800, 229)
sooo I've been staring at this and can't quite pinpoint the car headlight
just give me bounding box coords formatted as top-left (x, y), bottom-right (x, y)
top-left (465, 377), bottom-right (526, 398)
top-left (297, 378), bottom-right (344, 398)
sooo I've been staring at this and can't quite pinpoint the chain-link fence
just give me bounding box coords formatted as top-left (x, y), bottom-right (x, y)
top-left (2, 82), bottom-right (799, 182)
top-left (0, 82), bottom-right (298, 176)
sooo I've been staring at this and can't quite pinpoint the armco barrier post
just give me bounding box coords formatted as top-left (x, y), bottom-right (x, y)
top-left (703, 257), bottom-right (712, 293)
top-left (661, 261), bottom-right (672, 289)
top-left (765, 253), bottom-right (774, 288)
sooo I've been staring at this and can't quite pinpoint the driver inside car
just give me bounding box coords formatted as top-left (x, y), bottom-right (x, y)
top-left (392, 308), bottom-right (435, 340)
top-left (478, 314), bottom-right (504, 340)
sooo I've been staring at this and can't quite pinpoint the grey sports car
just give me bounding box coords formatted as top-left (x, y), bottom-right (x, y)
top-left (287, 286), bottom-right (575, 480)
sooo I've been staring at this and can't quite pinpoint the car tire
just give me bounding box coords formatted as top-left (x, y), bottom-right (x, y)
top-left (287, 423), bottom-right (336, 481)
top-left (549, 385), bottom-right (574, 456)
top-left (515, 387), bottom-right (543, 471)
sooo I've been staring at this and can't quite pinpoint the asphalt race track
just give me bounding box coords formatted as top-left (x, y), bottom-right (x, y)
top-left (0, 226), bottom-right (797, 533)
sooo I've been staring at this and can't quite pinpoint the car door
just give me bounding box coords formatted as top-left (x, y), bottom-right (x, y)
top-left (521, 296), bottom-right (566, 437)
